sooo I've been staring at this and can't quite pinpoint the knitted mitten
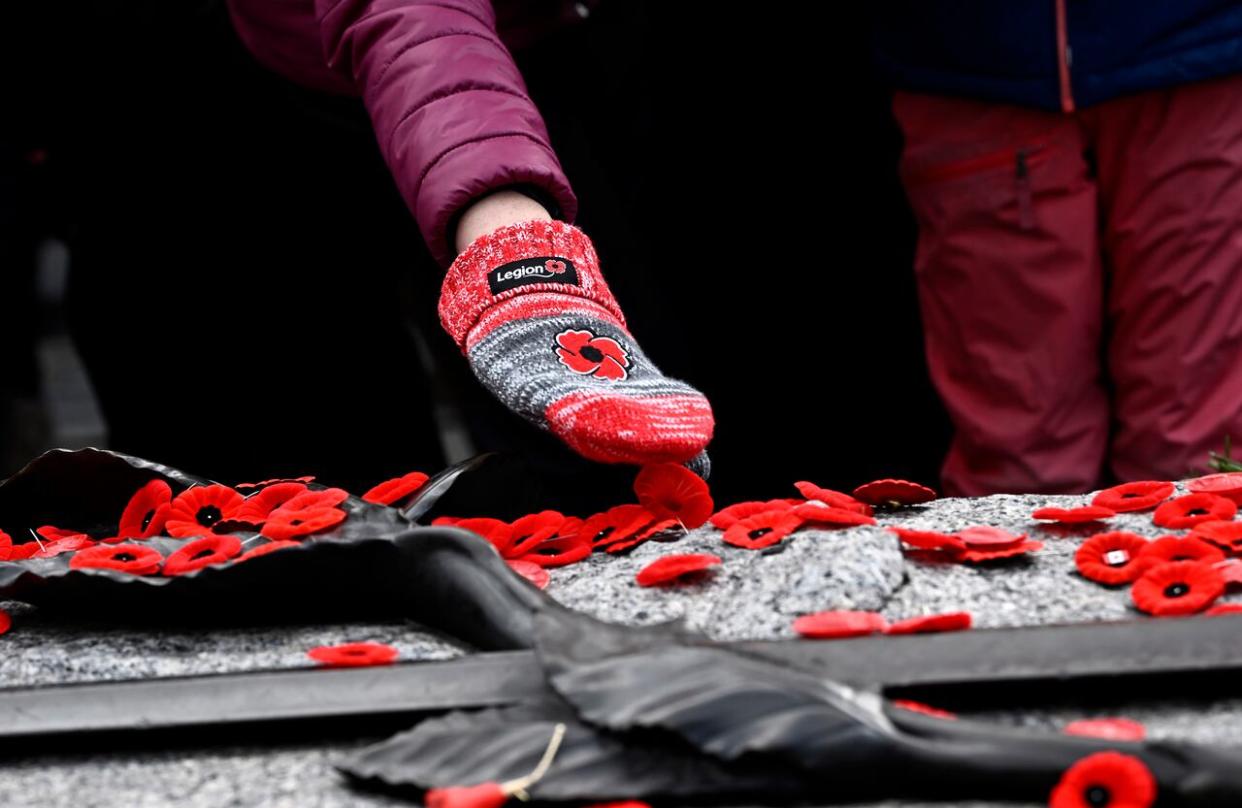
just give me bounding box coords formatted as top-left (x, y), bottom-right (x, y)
top-left (438, 219), bottom-right (714, 470)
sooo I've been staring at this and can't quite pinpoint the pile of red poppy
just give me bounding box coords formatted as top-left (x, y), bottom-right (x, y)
top-left (0, 471), bottom-right (429, 579)
top-left (1068, 479), bottom-right (1242, 617)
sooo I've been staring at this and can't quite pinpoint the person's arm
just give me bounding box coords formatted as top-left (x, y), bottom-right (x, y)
top-left (313, 0), bottom-right (576, 265)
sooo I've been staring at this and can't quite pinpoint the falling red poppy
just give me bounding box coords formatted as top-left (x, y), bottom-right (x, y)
top-left (518, 534), bottom-right (591, 568)
top-left (791, 503), bottom-right (877, 526)
top-left (69, 543), bottom-right (163, 576)
top-left (165, 485), bottom-right (245, 538)
top-left (235, 475), bottom-right (316, 491)
top-left (1153, 493), bottom-right (1237, 529)
top-left (362, 471), bottom-right (430, 506)
top-left (1091, 481), bottom-right (1175, 513)
top-left (1187, 472), bottom-right (1242, 505)
top-left (233, 482), bottom-right (310, 524)
top-left (1136, 535), bottom-right (1225, 568)
top-left (238, 540), bottom-right (299, 562)
top-left (33, 530), bottom-right (95, 559)
top-left (793, 481), bottom-right (872, 515)
top-left (582, 504), bottom-right (657, 549)
top-left (555, 328), bottom-right (631, 381)
top-left (851, 479), bottom-right (937, 507)
top-left (117, 479), bottom-right (173, 539)
top-left (955, 525), bottom-right (1027, 549)
top-left (635, 553), bottom-right (722, 587)
top-left (793, 610), bottom-right (888, 639)
top-left (953, 539), bottom-right (1044, 564)
top-left (633, 463), bottom-right (714, 529)
top-left (890, 700), bottom-right (957, 720)
top-left (1075, 532), bottom-right (1151, 585)
top-left (1048, 751), bottom-right (1156, 808)
top-left (261, 506), bottom-right (346, 540)
top-left (604, 518), bottom-right (679, 554)
top-left (1063, 718), bottom-right (1147, 742)
top-left (506, 559), bottom-right (551, 590)
top-left (162, 534), bottom-right (243, 576)
top-left (1031, 505), bottom-right (1116, 524)
top-left (885, 611), bottom-right (972, 635)
top-left (888, 527), bottom-right (965, 553)
top-left (723, 510), bottom-right (805, 550)
top-left (423, 783), bottom-right (508, 808)
top-left (709, 499), bottom-right (799, 530)
top-left (1190, 520), bottom-right (1242, 553)
top-left (1131, 561), bottom-right (1225, 616)
top-left (307, 641), bottom-right (399, 667)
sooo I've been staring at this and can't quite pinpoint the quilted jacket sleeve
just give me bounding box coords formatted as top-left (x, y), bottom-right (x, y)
top-left (314, 0), bottom-right (578, 266)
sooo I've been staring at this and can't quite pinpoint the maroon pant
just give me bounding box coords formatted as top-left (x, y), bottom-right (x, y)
top-left (894, 75), bottom-right (1242, 496)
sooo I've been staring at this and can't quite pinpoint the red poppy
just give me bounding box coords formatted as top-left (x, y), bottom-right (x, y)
top-left (1187, 472), bottom-right (1242, 504)
top-left (1075, 532), bottom-right (1151, 585)
top-left (0, 530), bottom-right (38, 562)
top-left (33, 530), bottom-right (95, 558)
top-left (558, 516), bottom-right (583, 539)
top-left (635, 553), bottom-right (722, 586)
top-left (583, 803), bottom-right (653, 808)
top-left (793, 610), bottom-right (888, 639)
top-left (1031, 505), bottom-right (1116, 524)
top-left (604, 518), bottom-right (679, 554)
top-left (1048, 751), bottom-right (1156, 808)
top-left (162, 535), bottom-right (243, 576)
top-left (117, 479), bottom-right (173, 539)
top-left (1206, 603), bottom-right (1242, 616)
top-left (165, 485), bottom-right (245, 538)
top-left (851, 479), bottom-right (937, 507)
top-left (362, 471), bottom-right (430, 506)
top-left (955, 525), bottom-right (1027, 549)
top-left (279, 487), bottom-right (350, 512)
top-left (0, 609), bottom-right (10, 635)
top-left (793, 481), bottom-right (872, 515)
top-left (1217, 560), bottom-right (1242, 587)
top-left (709, 499), bottom-right (799, 530)
top-left (233, 482), bottom-right (310, 524)
top-left (261, 506), bottom-right (347, 540)
top-left (890, 700), bottom-right (957, 720)
top-left (508, 511), bottom-right (568, 557)
top-left (1153, 493), bottom-right (1237, 529)
top-left (237, 540), bottom-right (299, 562)
top-left (1136, 535), bottom-right (1225, 568)
top-left (633, 463), bottom-right (714, 529)
top-left (884, 611), bottom-right (972, 635)
top-left (722, 510), bottom-right (805, 550)
top-left (235, 475), bottom-right (316, 490)
top-left (555, 328), bottom-right (631, 380)
top-left (1063, 718), bottom-right (1147, 742)
top-left (954, 539), bottom-right (1044, 564)
top-left (888, 527), bottom-right (965, 552)
top-left (1131, 561), bottom-right (1225, 616)
top-left (517, 534), bottom-right (591, 568)
top-left (69, 543), bottom-right (163, 575)
top-left (582, 505), bottom-right (657, 549)
top-left (506, 559), bottom-right (551, 590)
top-left (452, 517), bottom-right (514, 553)
top-left (1190, 520), bottom-right (1242, 553)
top-left (307, 641), bottom-right (399, 667)
top-left (791, 503), bottom-right (877, 526)
top-left (423, 783), bottom-right (508, 808)
top-left (1091, 481), bottom-right (1175, 513)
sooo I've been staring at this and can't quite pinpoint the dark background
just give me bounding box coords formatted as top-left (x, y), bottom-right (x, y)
top-left (0, 1), bottom-right (949, 511)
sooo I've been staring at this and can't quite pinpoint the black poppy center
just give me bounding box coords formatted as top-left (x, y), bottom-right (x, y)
top-left (749, 527), bottom-right (773, 540)
top-left (191, 548), bottom-right (215, 561)
top-left (1085, 784), bottom-right (1111, 807)
top-left (1121, 492), bottom-right (1139, 499)
top-left (578, 345), bottom-right (605, 363)
top-left (141, 509), bottom-right (156, 531)
top-left (1164, 582), bottom-right (1190, 598)
top-left (593, 526), bottom-right (615, 543)
top-left (290, 519), bottom-right (304, 527)
top-left (1188, 508), bottom-right (1209, 516)
top-left (115, 553), bottom-right (135, 562)
top-left (196, 505), bottom-right (223, 526)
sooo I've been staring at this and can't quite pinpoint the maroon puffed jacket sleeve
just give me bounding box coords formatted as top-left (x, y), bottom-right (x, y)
top-left (313, 0), bottom-right (578, 266)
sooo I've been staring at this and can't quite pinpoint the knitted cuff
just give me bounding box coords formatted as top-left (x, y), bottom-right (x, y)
top-left (438, 219), bottom-right (627, 351)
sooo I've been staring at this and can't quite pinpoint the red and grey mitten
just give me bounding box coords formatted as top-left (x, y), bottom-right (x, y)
top-left (438, 219), bottom-right (714, 473)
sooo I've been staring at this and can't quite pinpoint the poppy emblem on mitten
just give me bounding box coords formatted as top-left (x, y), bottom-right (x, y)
top-left (554, 329), bottom-right (630, 380)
